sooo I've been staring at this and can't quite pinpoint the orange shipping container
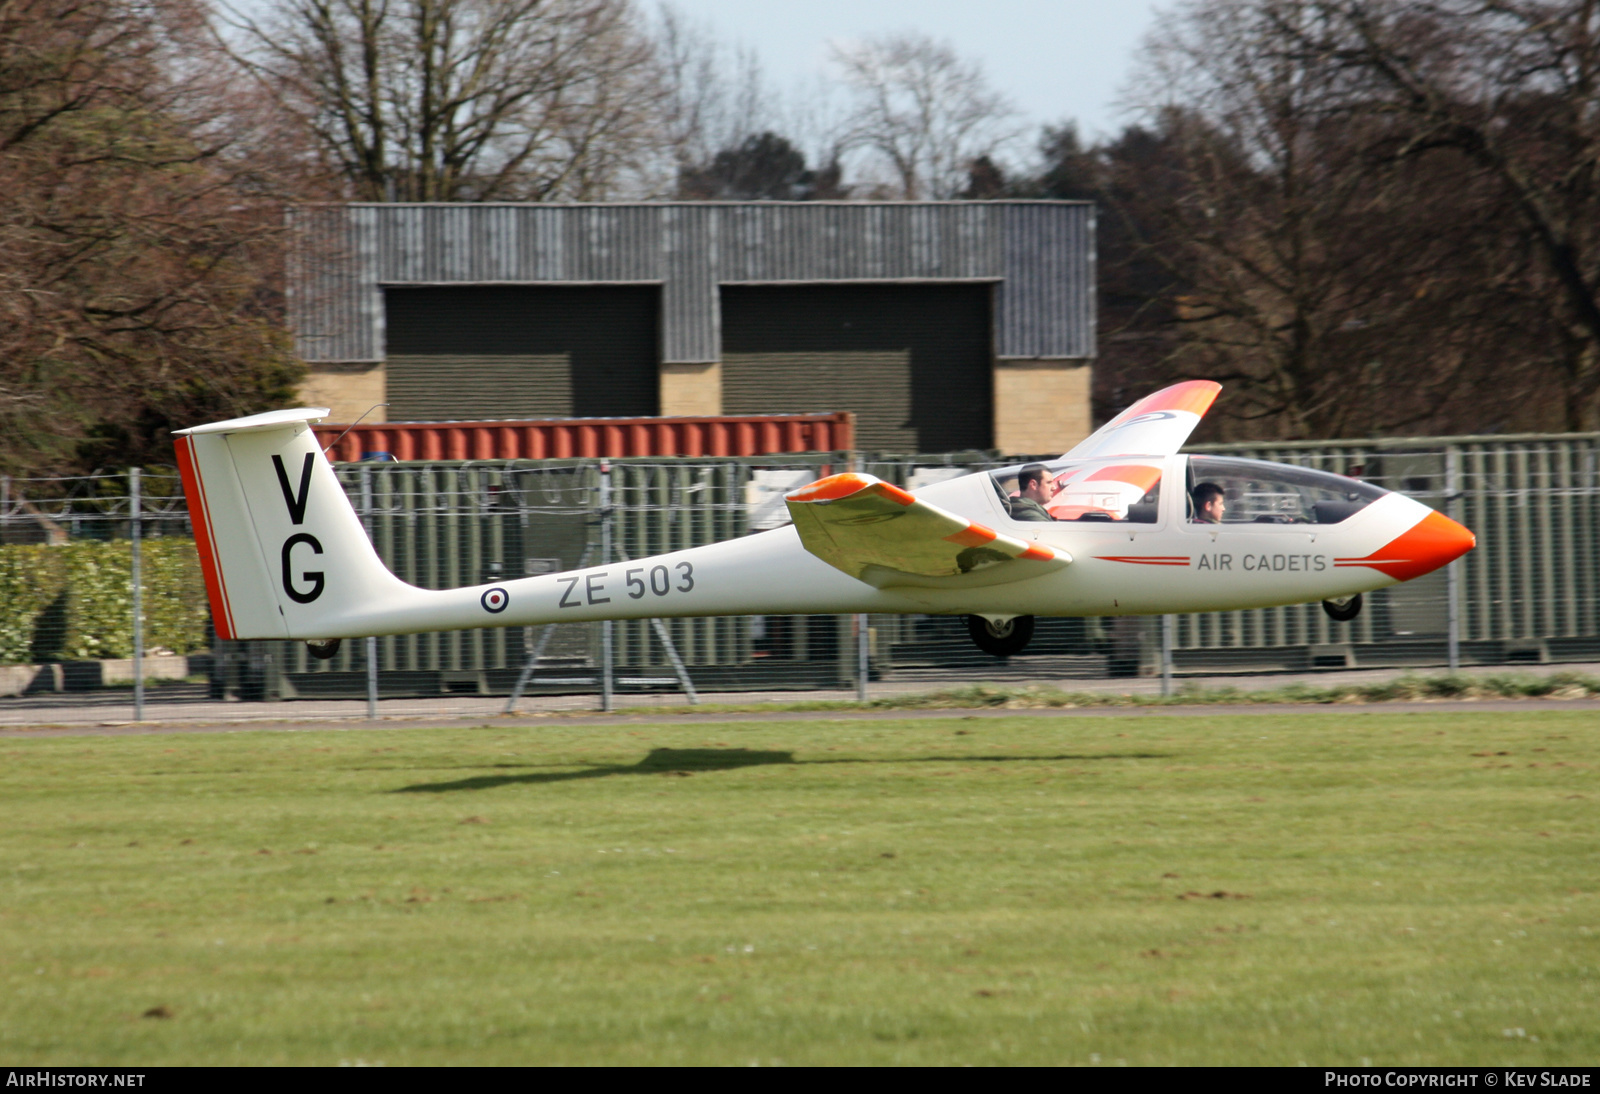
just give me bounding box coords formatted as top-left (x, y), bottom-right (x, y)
top-left (313, 413), bottom-right (854, 463)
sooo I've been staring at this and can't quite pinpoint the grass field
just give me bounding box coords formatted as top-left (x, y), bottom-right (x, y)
top-left (0, 710), bottom-right (1594, 1065)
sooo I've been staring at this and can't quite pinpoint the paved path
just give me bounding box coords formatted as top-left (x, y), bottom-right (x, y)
top-left (4, 698), bottom-right (1600, 738)
top-left (1, 660), bottom-right (1596, 734)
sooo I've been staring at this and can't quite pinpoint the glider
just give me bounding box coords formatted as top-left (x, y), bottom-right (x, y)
top-left (173, 381), bottom-right (1474, 659)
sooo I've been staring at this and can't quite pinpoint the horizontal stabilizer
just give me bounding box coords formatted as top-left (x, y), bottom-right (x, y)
top-left (176, 407), bottom-right (331, 437)
top-left (785, 474), bottom-right (1070, 589)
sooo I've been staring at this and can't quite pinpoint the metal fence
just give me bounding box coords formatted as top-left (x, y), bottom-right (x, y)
top-left (3, 431), bottom-right (1598, 724)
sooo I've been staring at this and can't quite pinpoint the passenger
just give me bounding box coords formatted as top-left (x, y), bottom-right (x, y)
top-left (1009, 464), bottom-right (1057, 522)
top-left (1192, 482), bottom-right (1226, 523)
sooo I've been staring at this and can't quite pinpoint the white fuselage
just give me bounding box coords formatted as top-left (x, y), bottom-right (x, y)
top-left (315, 455), bottom-right (1442, 640)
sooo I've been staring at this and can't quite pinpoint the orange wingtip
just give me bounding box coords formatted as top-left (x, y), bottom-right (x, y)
top-left (1119, 380), bottom-right (1221, 421)
top-left (787, 473), bottom-right (873, 502)
top-left (1018, 544), bottom-right (1055, 562)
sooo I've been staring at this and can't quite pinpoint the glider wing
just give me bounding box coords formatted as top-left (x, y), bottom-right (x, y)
top-left (785, 474), bottom-right (1070, 589)
top-left (1062, 380), bottom-right (1221, 460)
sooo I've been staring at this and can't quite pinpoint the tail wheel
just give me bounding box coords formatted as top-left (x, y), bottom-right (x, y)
top-left (306, 638), bottom-right (342, 660)
top-left (967, 614), bottom-right (1035, 657)
top-left (1321, 593), bottom-right (1363, 622)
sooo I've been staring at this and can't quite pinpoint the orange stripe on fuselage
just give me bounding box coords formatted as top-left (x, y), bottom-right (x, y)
top-left (173, 435), bottom-right (235, 640)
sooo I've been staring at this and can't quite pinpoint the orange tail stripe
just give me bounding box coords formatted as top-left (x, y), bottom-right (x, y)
top-left (173, 436), bottom-right (235, 640)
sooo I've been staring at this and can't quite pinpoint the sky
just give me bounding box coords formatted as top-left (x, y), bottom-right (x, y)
top-left (660, 0), bottom-right (1166, 145)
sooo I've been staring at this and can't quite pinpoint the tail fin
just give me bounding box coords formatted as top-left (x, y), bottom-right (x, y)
top-left (174, 408), bottom-right (407, 640)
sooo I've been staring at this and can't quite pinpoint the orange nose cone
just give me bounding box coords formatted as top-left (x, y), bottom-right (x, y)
top-left (1442, 513), bottom-right (1476, 557)
top-left (1419, 510), bottom-right (1477, 570)
top-left (1340, 509), bottom-right (1475, 582)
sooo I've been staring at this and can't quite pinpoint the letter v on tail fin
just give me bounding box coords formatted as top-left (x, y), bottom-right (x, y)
top-left (272, 453), bottom-right (315, 525)
top-left (174, 408), bottom-right (409, 640)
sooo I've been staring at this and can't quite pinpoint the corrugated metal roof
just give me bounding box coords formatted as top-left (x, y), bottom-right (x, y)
top-left (998, 202), bottom-right (1095, 359)
top-left (313, 412), bottom-right (854, 462)
top-left (288, 202), bottom-right (1095, 364)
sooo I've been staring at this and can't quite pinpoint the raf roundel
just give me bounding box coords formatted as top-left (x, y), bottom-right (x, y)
top-left (480, 587), bottom-right (509, 614)
top-left (1120, 410), bottom-right (1177, 427)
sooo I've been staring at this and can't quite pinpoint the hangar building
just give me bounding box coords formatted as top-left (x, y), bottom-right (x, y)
top-left (289, 201), bottom-right (1094, 455)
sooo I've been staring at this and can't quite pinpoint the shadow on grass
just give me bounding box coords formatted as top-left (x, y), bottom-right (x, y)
top-left (394, 747), bottom-right (1170, 794)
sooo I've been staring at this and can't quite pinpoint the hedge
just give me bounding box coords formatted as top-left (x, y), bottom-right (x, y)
top-left (0, 539), bottom-right (210, 663)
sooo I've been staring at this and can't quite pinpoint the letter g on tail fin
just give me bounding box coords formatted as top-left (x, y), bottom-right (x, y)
top-left (281, 533), bottom-right (325, 603)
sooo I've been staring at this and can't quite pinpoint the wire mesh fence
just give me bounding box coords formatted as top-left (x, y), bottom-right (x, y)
top-left (3, 431), bottom-right (1597, 724)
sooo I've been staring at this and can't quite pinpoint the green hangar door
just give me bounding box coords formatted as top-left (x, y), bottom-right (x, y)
top-left (383, 285), bottom-right (660, 420)
top-left (720, 284), bottom-right (993, 452)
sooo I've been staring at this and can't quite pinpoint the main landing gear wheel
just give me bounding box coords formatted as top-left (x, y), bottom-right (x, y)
top-left (306, 638), bottom-right (342, 660)
top-left (1321, 593), bottom-right (1363, 622)
top-left (967, 615), bottom-right (1035, 657)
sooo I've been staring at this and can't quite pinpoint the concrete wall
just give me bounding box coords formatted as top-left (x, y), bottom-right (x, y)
top-left (993, 359), bottom-right (1092, 456)
top-left (0, 654), bottom-right (193, 697)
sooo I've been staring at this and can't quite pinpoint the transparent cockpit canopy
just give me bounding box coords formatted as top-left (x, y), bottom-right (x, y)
top-left (990, 458), bottom-right (1163, 524)
top-left (1186, 456), bottom-right (1389, 525)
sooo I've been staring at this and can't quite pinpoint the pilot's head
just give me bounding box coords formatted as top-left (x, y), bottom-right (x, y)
top-left (1193, 481), bottom-right (1226, 523)
top-left (1018, 464), bottom-right (1055, 503)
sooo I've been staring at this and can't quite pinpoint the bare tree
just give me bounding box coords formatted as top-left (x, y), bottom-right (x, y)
top-left (230, 0), bottom-right (663, 202)
top-left (1277, 1), bottom-right (1600, 430)
top-left (651, 5), bottom-right (848, 199)
top-left (830, 31), bottom-right (1018, 200)
top-left (1114, 0), bottom-right (1549, 439)
top-left (653, 3), bottom-right (770, 178)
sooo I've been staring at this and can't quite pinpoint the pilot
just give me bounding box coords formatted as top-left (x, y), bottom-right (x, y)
top-left (1192, 482), bottom-right (1226, 523)
top-left (1009, 464), bottom-right (1057, 522)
